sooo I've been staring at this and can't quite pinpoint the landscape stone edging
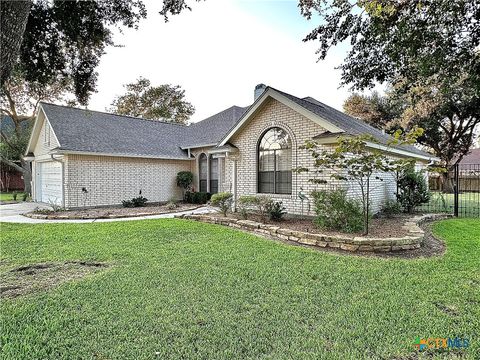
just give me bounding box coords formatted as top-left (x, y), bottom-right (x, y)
top-left (175, 213), bottom-right (452, 253)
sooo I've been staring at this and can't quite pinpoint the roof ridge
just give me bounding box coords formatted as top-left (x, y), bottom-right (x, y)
top-left (39, 101), bottom-right (187, 127)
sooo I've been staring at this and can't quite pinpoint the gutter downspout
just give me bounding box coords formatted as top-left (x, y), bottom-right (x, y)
top-left (50, 154), bottom-right (66, 209)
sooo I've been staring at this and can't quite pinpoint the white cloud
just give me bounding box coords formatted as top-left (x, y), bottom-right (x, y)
top-left (89, 0), bottom-right (351, 122)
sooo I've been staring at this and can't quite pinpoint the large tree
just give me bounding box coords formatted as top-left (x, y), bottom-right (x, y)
top-left (110, 78), bottom-right (195, 124)
top-left (0, 73), bottom-right (73, 194)
top-left (301, 0), bottom-right (480, 168)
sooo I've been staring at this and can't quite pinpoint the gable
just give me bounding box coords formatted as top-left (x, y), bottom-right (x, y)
top-left (26, 107), bottom-right (60, 157)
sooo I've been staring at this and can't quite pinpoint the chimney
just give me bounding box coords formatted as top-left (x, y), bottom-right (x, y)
top-left (254, 83), bottom-right (267, 101)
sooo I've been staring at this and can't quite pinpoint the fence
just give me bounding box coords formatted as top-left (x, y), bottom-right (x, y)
top-left (418, 163), bottom-right (480, 218)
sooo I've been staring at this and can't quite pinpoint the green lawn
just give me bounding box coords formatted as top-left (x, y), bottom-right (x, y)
top-left (418, 191), bottom-right (480, 217)
top-left (0, 192), bottom-right (27, 202)
top-left (0, 219), bottom-right (479, 359)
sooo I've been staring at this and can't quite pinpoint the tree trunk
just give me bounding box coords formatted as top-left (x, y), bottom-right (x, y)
top-left (0, 1), bottom-right (32, 85)
top-left (20, 158), bottom-right (31, 195)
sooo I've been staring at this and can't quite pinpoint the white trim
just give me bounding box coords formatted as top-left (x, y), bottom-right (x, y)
top-left (53, 149), bottom-right (194, 161)
top-left (219, 88), bottom-right (344, 146)
top-left (25, 105), bottom-right (61, 155)
top-left (365, 141), bottom-right (439, 162)
top-left (180, 143), bottom-right (217, 150)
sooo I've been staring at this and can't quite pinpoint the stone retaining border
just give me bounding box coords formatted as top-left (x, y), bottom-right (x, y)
top-left (176, 213), bottom-right (452, 253)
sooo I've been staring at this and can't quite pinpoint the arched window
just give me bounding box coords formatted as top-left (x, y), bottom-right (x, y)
top-left (199, 153), bottom-right (208, 192)
top-left (258, 127), bottom-right (292, 194)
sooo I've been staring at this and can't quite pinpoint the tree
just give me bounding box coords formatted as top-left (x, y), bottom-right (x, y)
top-left (110, 78), bottom-right (195, 124)
top-left (0, 73), bottom-right (73, 194)
top-left (297, 130), bottom-right (422, 234)
top-left (301, 0), bottom-right (480, 171)
top-left (0, 1), bottom-right (31, 86)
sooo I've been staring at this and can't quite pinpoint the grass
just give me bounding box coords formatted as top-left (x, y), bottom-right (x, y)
top-left (418, 191), bottom-right (480, 217)
top-left (0, 218), bottom-right (479, 359)
top-left (0, 192), bottom-right (27, 202)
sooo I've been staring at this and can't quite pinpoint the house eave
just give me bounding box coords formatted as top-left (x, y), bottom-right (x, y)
top-left (54, 149), bottom-right (194, 161)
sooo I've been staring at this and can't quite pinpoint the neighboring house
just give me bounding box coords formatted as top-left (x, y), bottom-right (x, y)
top-left (25, 84), bottom-right (436, 213)
top-left (0, 162), bottom-right (24, 192)
top-left (459, 148), bottom-right (480, 171)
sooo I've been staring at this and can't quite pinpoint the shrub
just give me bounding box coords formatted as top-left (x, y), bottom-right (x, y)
top-left (396, 169), bottom-right (430, 213)
top-left (12, 192), bottom-right (18, 201)
top-left (266, 201), bottom-right (286, 221)
top-left (176, 171), bottom-right (193, 199)
top-left (237, 195), bottom-right (257, 219)
top-left (122, 195), bottom-right (148, 208)
top-left (254, 195), bottom-right (273, 222)
top-left (210, 192), bottom-right (233, 216)
top-left (185, 191), bottom-right (211, 204)
top-left (380, 199), bottom-right (402, 218)
top-left (311, 189), bottom-right (364, 233)
top-left (22, 193), bottom-right (28, 201)
top-left (166, 200), bottom-right (178, 210)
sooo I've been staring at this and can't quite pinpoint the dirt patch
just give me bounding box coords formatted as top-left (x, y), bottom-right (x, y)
top-left (27, 202), bottom-right (201, 220)
top-left (228, 213), bottom-right (411, 238)
top-left (0, 261), bottom-right (109, 299)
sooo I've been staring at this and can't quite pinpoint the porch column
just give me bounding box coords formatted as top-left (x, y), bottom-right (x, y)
top-left (232, 158), bottom-right (237, 211)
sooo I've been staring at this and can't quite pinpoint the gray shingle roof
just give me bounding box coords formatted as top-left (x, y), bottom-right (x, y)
top-left (273, 88), bottom-right (432, 158)
top-left (182, 106), bottom-right (248, 148)
top-left (41, 102), bottom-right (190, 159)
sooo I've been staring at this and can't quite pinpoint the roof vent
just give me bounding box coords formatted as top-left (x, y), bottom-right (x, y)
top-left (254, 83), bottom-right (267, 101)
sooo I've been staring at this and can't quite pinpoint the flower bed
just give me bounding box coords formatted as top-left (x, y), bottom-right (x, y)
top-left (176, 213), bottom-right (451, 253)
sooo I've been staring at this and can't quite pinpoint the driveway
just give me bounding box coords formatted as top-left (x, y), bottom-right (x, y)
top-left (0, 202), bottom-right (216, 224)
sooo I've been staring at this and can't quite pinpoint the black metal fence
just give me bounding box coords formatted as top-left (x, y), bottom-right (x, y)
top-left (418, 163), bottom-right (480, 218)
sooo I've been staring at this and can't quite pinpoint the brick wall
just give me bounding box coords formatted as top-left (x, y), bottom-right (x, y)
top-left (223, 97), bottom-right (428, 215)
top-left (64, 154), bottom-right (192, 208)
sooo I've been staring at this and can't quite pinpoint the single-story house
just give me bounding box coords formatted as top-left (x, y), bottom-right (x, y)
top-left (25, 84), bottom-right (436, 214)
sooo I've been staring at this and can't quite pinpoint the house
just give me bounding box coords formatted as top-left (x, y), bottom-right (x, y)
top-left (24, 84), bottom-right (436, 213)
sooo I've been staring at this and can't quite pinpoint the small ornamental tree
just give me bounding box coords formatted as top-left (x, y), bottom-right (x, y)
top-left (210, 192), bottom-right (233, 217)
top-left (176, 171), bottom-right (193, 200)
top-left (297, 128), bottom-right (423, 234)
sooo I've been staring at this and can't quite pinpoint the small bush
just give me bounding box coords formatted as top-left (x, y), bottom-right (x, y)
top-left (185, 191), bottom-right (211, 204)
top-left (266, 201), bottom-right (286, 221)
top-left (12, 192), bottom-right (18, 201)
top-left (166, 200), bottom-right (178, 210)
top-left (210, 192), bottom-right (233, 216)
top-left (254, 195), bottom-right (273, 222)
top-left (311, 189), bottom-right (364, 233)
top-left (237, 195), bottom-right (257, 219)
top-left (176, 171), bottom-right (193, 200)
top-left (380, 199), bottom-right (402, 218)
top-left (396, 169), bottom-right (430, 213)
top-left (122, 196), bottom-right (148, 208)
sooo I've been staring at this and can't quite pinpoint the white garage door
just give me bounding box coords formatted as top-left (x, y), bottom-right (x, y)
top-left (38, 161), bottom-right (63, 205)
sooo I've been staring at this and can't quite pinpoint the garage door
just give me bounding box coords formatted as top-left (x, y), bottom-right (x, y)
top-left (38, 161), bottom-right (63, 205)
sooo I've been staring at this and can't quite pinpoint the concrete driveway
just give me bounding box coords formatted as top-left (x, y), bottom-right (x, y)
top-left (0, 202), bottom-right (216, 224)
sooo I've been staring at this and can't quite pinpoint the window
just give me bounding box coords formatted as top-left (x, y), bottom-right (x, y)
top-left (209, 155), bottom-right (219, 194)
top-left (199, 153), bottom-right (208, 192)
top-left (258, 127), bottom-right (292, 194)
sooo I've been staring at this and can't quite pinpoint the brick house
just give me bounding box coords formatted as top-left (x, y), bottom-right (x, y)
top-left (25, 84), bottom-right (436, 214)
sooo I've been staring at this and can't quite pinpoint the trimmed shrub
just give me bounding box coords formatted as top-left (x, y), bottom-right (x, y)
top-left (266, 201), bottom-right (286, 221)
top-left (380, 199), bottom-right (402, 218)
top-left (396, 169), bottom-right (430, 213)
top-left (210, 192), bottom-right (233, 216)
top-left (237, 195), bottom-right (257, 219)
top-left (185, 191), bottom-right (211, 204)
top-left (122, 196), bottom-right (148, 208)
top-left (176, 171), bottom-right (193, 200)
top-left (311, 189), bottom-right (363, 233)
top-left (254, 195), bottom-right (273, 222)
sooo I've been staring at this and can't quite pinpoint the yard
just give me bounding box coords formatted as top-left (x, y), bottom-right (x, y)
top-left (0, 218), bottom-right (479, 359)
top-left (418, 191), bottom-right (480, 217)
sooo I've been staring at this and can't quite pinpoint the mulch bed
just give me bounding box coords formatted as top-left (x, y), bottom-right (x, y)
top-left (27, 202), bottom-right (201, 219)
top-left (227, 213), bottom-right (412, 238)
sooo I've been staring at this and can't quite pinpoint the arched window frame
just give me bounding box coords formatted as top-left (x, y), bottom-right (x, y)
top-left (257, 127), bottom-right (292, 194)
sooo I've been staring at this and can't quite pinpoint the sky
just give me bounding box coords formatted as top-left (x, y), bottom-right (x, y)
top-left (89, 0), bottom-right (353, 123)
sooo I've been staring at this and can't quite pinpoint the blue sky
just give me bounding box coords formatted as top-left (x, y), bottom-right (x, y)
top-left (89, 0), bottom-right (353, 123)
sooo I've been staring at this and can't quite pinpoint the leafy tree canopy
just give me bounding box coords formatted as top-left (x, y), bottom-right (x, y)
top-left (110, 77), bottom-right (195, 124)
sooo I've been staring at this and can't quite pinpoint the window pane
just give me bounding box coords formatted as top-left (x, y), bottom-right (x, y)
top-left (199, 180), bottom-right (208, 192)
top-left (258, 171), bottom-right (274, 193)
top-left (275, 171), bottom-right (292, 194)
top-left (210, 180), bottom-right (218, 194)
top-left (259, 150), bottom-right (275, 171)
